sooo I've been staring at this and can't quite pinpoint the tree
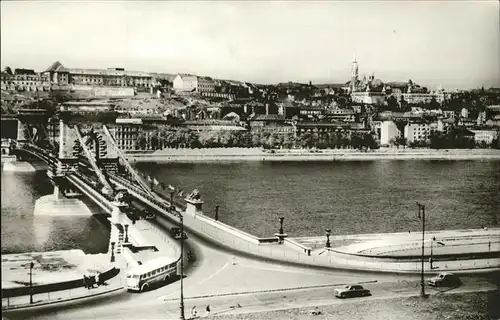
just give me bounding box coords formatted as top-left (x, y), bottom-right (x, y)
top-left (135, 133), bottom-right (147, 150)
top-left (150, 132), bottom-right (160, 150)
top-left (4, 66), bottom-right (13, 75)
top-left (362, 133), bottom-right (378, 150)
top-left (351, 134), bottom-right (363, 150)
top-left (491, 138), bottom-right (500, 150)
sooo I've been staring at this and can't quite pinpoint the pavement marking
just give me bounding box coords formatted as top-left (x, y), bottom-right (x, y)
top-left (234, 262), bottom-right (349, 276)
top-left (158, 262), bottom-right (230, 301)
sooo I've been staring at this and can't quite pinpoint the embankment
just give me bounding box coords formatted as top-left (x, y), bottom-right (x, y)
top-left (125, 148), bottom-right (500, 162)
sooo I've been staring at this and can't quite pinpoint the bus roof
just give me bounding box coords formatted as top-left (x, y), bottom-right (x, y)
top-left (128, 255), bottom-right (178, 275)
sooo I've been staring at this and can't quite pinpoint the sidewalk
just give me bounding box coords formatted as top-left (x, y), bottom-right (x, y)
top-left (296, 228), bottom-right (500, 258)
top-left (177, 212), bottom-right (500, 274)
top-left (1, 266), bottom-right (125, 310)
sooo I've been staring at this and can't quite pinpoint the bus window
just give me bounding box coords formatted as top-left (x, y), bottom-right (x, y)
top-left (147, 272), bottom-right (151, 277)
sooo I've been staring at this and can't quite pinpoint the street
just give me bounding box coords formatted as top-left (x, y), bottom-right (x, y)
top-left (4, 211), bottom-right (499, 320)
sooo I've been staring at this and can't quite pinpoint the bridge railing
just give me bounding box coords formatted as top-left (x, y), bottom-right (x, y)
top-left (109, 174), bottom-right (187, 214)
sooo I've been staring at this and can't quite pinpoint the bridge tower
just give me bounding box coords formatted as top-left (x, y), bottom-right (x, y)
top-left (15, 108), bottom-right (53, 147)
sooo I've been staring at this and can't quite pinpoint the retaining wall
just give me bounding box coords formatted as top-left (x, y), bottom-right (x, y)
top-left (1, 267), bottom-right (120, 298)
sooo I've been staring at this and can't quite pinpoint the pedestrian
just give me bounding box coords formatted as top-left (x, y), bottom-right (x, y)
top-left (83, 275), bottom-right (88, 289)
top-left (191, 306), bottom-right (197, 318)
top-left (206, 305), bottom-right (211, 316)
top-left (95, 272), bottom-right (100, 287)
top-left (232, 255), bottom-right (236, 265)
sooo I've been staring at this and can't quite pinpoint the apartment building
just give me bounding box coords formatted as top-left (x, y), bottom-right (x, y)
top-left (404, 122), bottom-right (430, 144)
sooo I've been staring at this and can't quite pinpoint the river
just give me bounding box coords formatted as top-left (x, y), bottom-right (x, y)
top-left (2, 159), bottom-right (499, 253)
top-left (1, 162), bottom-right (110, 254)
top-left (136, 160), bottom-right (500, 237)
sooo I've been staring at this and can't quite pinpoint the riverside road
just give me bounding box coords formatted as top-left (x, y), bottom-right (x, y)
top-left (4, 213), bottom-right (499, 320)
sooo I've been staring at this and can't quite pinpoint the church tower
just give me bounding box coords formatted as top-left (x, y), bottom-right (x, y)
top-left (351, 55), bottom-right (359, 93)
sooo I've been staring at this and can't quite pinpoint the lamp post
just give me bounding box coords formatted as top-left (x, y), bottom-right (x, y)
top-left (169, 185), bottom-right (185, 320)
top-left (169, 188), bottom-right (175, 212)
top-left (279, 217), bottom-right (285, 235)
top-left (417, 202), bottom-right (426, 297)
top-left (215, 205), bottom-right (219, 221)
top-left (124, 224), bottom-right (129, 243)
top-left (430, 236), bottom-right (435, 269)
top-left (29, 261), bottom-right (34, 304)
top-left (325, 228), bottom-right (332, 248)
top-left (178, 213), bottom-right (185, 320)
top-left (110, 241), bottom-right (115, 263)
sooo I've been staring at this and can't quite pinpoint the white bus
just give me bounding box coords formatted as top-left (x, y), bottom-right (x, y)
top-left (126, 256), bottom-right (179, 292)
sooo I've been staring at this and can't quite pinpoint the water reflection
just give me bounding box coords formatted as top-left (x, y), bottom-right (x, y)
top-left (1, 164), bottom-right (110, 254)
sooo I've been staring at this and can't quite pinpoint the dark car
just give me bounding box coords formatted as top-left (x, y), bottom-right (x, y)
top-left (428, 272), bottom-right (461, 287)
top-left (334, 285), bottom-right (371, 298)
top-left (170, 227), bottom-right (187, 240)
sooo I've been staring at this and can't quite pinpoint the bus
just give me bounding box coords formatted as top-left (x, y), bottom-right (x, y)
top-left (126, 256), bottom-right (179, 292)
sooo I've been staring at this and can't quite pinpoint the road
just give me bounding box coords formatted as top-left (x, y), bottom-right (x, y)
top-left (4, 214), bottom-right (499, 320)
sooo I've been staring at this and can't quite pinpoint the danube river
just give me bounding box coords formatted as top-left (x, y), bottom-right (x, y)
top-left (2, 159), bottom-right (499, 253)
top-left (137, 160), bottom-right (500, 237)
top-left (1, 163), bottom-right (110, 254)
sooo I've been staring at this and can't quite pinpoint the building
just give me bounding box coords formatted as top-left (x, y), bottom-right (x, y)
top-left (42, 61), bottom-right (155, 89)
top-left (173, 74), bottom-right (197, 92)
top-left (109, 118), bottom-right (167, 151)
top-left (197, 77), bottom-right (216, 93)
top-left (401, 93), bottom-right (439, 104)
top-left (380, 120), bottom-right (400, 146)
top-left (469, 129), bottom-right (499, 145)
top-left (460, 108), bottom-right (469, 119)
top-left (183, 119), bottom-right (247, 132)
top-left (294, 121), bottom-right (351, 139)
top-left (1, 69), bottom-right (50, 92)
top-left (404, 122), bottom-right (430, 144)
top-left (248, 114), bottom-right (286, 131)
top-left (351, 91), bottom-right (386, 105)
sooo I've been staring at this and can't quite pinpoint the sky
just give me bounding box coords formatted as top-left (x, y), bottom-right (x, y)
top-left (1, 1), bottom-right (499, 89)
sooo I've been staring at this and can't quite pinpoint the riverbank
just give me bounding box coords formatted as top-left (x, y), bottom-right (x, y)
top-left (125, 148), bottom-right (500, 162)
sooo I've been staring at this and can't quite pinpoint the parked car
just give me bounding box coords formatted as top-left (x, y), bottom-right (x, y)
top-left (427, 272), bottom-right (461, 287)
top-left (334, 285), bottom-right (371, 298)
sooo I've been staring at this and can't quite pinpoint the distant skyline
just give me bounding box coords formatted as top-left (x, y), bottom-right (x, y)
top-left (1, 1), bottom-right (499, 89)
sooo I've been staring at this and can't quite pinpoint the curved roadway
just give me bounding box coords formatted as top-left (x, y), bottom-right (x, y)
top-left (5, 212), bottom-right (499, 320)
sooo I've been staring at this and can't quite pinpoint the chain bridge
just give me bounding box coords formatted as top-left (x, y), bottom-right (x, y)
top-left (12, 104), bottom-right (202, 261)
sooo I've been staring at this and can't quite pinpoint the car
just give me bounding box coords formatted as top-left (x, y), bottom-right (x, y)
top-left (427, 272), bottom-right (461, 287)
top-left (170, 227), bottom-right (187, 240)
top-left (334, 285), bottom-right (371, 298)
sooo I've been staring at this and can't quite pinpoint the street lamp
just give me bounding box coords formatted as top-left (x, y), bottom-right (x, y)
top-left (325, 228), bottom-right (332, 248)
top-left (110, 241), bottom-right (115, 263)
top-left (279, 217), bottom-right (285, 235)
top-left (29, 261), bottom-right (34, 304)
top-left (177, 212), bottom-right (185, 320)
top-left (124, 224), bottom-right (129, 243)
top-left (430, 236), bottom-right (435, 269)
top-left (169, 185), bottom-right (185, 320)
top-left (417, 202), bottom-right (426, 297)
top-left (215, 205), bottom-right (219, 221)
top-left (430, 237), bottom-right (445, 270)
